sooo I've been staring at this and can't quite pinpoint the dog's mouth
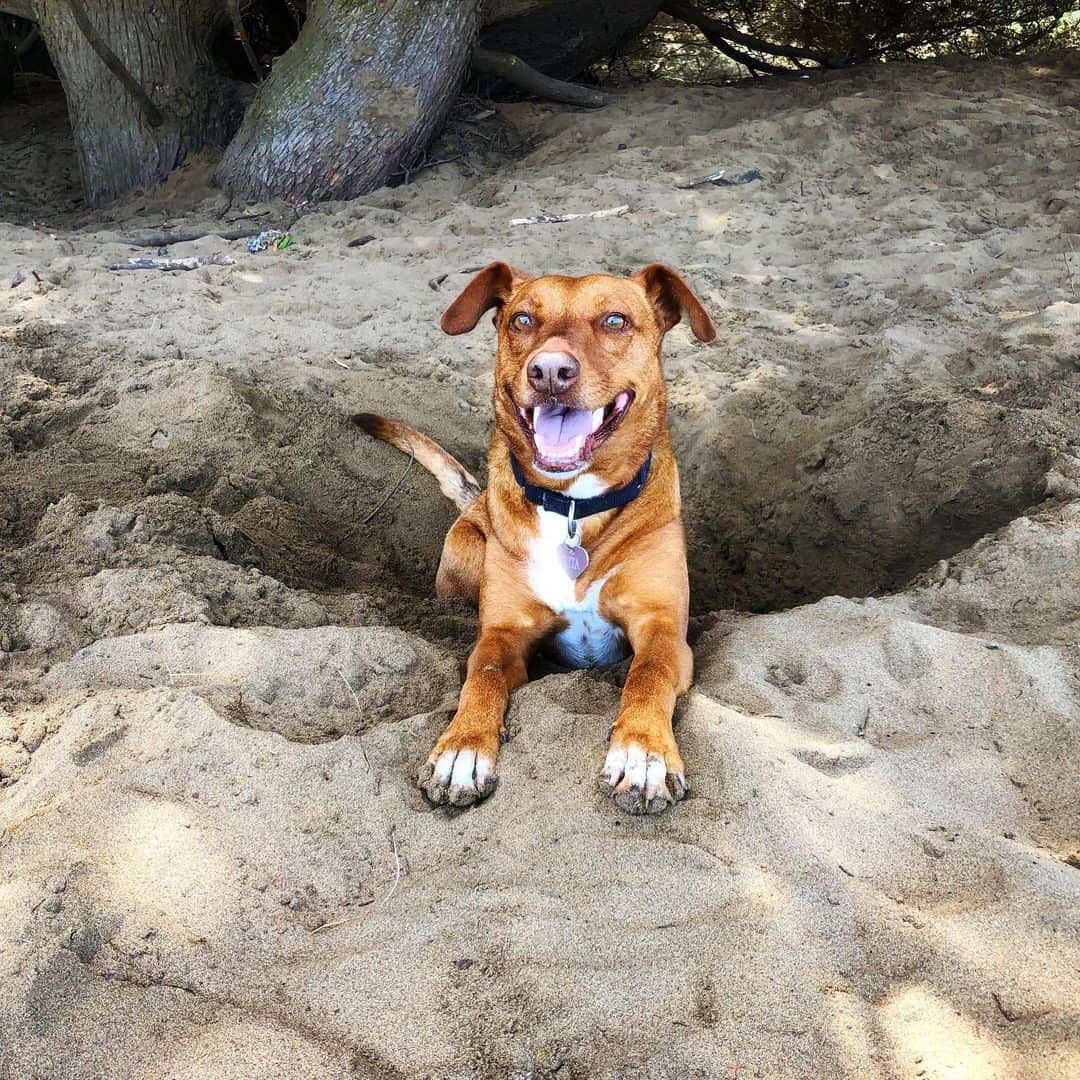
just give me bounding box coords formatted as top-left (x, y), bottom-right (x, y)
top-left (511, 389), bottom-right (634, 473)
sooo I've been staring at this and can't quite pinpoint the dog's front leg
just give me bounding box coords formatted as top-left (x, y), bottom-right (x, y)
top-left (601, 612), bottom-right (693, 815)
top-left (419, 620), bottom-right (541, 807)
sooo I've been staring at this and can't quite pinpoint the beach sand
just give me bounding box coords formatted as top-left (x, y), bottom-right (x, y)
top-left (1, 54), bottom-right (1078, 1078)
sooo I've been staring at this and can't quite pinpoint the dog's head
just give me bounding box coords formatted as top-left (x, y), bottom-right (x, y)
top-left (441, 263), bottom-right (715, 480)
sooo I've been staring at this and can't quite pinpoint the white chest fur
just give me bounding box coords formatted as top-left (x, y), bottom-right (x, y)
top-left (525, 474), bottom-right (629, 669)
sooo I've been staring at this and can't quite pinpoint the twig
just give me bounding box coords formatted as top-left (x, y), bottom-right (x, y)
top-left (662, 0), bottom-right (842, 69)
top-left (334, 665), bottom-right (371, 771)
top-left (65, 0), bottom-right (164, 128)
top-left (1064, 251), bottom-right (1076, 293)
top-left (385, 826), bottom-right (401, 903)
top-left (510, 204), bottom-right (629, 226)
top-left (855, 705), bottom-right (870, 738)
top-left (227, 0), bottom-right (263, 82)
top-left (472, 46), bottom-right (610, 108)
top-left (675, 169), bottom-right (725, 189)
top-left (119, 226), bottom-right (266, 248)
top-left (308, 827), bottom-right (402, 934)
top-left (108, 254), bottom-right (235, 272)
top-left (334, 433), bottom-right (417, 553)
top-left (308, 898), bottom-right (376, 933)
top-left (991, 992), bottom-right (1017, 1022)
top-left (360, 437), bottom-right (415, 525)
top-left (16, 25), bottom-right (40, 57)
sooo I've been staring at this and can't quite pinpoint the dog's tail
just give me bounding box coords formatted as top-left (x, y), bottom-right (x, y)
top-left (351, 413), bottom-right (481, 512)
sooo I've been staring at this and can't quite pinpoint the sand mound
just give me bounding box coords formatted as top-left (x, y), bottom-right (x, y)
top-left (1, 54), bottom-right (1078, 1078)
top-left (43, 623), bottom-right (460, 743)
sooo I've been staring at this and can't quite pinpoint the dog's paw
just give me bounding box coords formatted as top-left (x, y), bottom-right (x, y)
top-left (419, 747), bottom-right (497, 808)
top-left (599, 740), bottom-right (687, 815)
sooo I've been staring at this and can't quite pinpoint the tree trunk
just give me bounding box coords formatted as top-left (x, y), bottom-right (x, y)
top-left (31, 0), bottom-right (242, 207)
top-left (215, 0), bottom-right (481, 204)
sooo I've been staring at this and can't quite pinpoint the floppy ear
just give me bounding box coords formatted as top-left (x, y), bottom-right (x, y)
top-left (440, 261), bottom-right (532, 335)
top-left (632, 263), bottom-right (716, 342)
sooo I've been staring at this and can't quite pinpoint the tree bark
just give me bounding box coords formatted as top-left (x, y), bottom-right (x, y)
top-left (0, 1), bottom-right (34, 18)
top-left (215, 0), bottom-right (481, 204)
top-left (31, 0), bottom-right (243, 207)
top-left (472, 46), bottom-right (609, 107)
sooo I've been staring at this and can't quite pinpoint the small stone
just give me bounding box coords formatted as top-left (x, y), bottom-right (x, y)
top-left (47, 877), bottom-right (67, 894)
top-left (43, 897), bottom-right (62, 914)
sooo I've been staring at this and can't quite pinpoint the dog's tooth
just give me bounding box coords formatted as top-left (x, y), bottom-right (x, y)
top-left (591, 407), bottom-right (605, 431)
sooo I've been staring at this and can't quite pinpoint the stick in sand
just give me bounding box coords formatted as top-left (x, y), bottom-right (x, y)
top-left (510, 205), bottom-right (629, 226)
top-left (119, 226), bottom-right (267, 248)
top-left (675, 169), bottom-right (726, 189)
top-left (108, 255), bottom-right (235, 272)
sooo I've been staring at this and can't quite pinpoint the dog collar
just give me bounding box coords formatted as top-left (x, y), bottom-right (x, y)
top-left (509, 454), bottom-right (652, 524)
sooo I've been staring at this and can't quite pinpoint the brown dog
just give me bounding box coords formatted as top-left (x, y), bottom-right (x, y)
top-left (354, 262), bottom-right (715, 813)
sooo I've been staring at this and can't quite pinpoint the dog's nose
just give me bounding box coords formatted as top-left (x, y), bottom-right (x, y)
top-left (527, 351), bottom-right (580, 395)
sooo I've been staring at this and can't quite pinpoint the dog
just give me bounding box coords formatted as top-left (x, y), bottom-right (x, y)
top-left (354, 262), bottom-right (715, 814)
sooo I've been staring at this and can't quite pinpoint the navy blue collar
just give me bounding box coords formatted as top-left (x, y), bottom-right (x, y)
top-left (509, 454), bottom-right (652, 520)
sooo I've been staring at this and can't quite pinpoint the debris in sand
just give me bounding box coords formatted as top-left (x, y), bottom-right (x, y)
top-left (855, 705), bottom-right (870, 738)
top-left (309, 827), bottom-right (402, 934)
top-left (347, 234), bottom-right (376, 248)
top-left (510, 205), bottom-right (629, 226)
top-left (677, 168), bottom-right (763, 189)
top-left (675, 168), bottom-right (726, 188)
top-left (246, 229), bottom-right (292, 253)
top-left (107, 254), bottom-right (235, 272)
top-left (357, 438), bottom-right (416, 527)
top-left (119, 225), bottom-right (267, 248)
top-left (10, 270), bottom-right (25, 288)
top-left (714, 169), bottom-right (763, 187)
top-left (334, 664), bottom-right (371, 772)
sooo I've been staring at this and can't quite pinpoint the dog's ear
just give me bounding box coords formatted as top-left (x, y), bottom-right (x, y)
top-left (631, 264), bottom-right (716, 342)
top-left (441, 262), bottom-right (532, 335)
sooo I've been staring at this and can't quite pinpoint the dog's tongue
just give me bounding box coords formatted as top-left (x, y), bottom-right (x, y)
top-left (532, 403), bottom-right (593, 461)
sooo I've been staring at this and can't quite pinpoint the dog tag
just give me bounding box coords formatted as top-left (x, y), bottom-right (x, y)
top-left (558, 500), bottom-right (589, 579)
top-left (557, 541), bottom-right (589, 579)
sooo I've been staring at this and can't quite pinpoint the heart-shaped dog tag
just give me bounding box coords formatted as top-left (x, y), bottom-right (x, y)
top-left (557, 542), bottom-right (589, 580)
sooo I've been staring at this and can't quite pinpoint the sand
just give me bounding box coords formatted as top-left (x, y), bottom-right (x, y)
top-left (1, 53), bottom-right (1078, 1078)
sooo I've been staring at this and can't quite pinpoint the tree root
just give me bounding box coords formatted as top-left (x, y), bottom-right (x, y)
top-left (472, 46), bottom-right (610, 108)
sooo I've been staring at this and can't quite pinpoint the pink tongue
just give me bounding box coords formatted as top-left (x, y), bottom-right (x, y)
top-left (533, 404), bottom-right (593, 461)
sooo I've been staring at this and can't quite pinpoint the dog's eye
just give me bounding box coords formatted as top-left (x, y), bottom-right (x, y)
top-left (603, 313), bottom-right (628, 330)
top-left (510, 312), bottom-right (534, 330)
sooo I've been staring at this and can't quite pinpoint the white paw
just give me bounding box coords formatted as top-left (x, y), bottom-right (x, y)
top-left (419, 747), bottom-right (497, 807)
top-left (600, 741), bottom-right (687, 815)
